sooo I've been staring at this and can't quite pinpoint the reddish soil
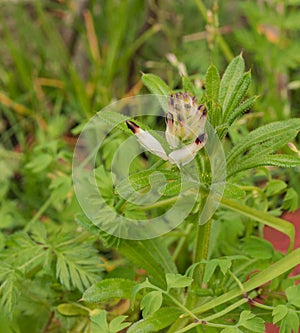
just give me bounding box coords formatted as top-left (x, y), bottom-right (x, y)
top-left (263, 208), bottom-right (300, 333)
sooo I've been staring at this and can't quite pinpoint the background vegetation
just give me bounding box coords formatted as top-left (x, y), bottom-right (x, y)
top-left (0, 1), bottom-right (300, 332)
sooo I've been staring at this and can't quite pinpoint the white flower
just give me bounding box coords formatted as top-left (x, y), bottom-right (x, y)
top-left (126, 93), bottom-right (207, 166)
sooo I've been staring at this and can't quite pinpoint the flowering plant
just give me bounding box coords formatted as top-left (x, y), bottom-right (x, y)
top-left (76, 54), bottom-right (300, 333)
top-left (126, 92), bottom-right (207, 166)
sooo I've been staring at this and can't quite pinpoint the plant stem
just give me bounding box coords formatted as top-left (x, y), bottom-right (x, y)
top-left (172, 223), bottom-right (193, 262)
top-left (193, 218), bottom-right (212, 286)
top-left (175, 291), bottom-right (258, 333)
top-left (165, 292), bottom-right (199, 321)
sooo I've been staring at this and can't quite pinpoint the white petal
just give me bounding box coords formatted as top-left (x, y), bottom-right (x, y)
top-left (168, 134), bottom-right (207, 166)
top-left (136, 131), bottom-right (168, 160)
top-left (126, 120), bottom-right (168, 160)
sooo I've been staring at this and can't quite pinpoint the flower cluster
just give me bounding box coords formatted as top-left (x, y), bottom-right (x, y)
top-left (126, 92), bottom-right (207, 166)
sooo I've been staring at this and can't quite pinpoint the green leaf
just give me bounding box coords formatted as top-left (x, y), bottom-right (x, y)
top-left (141, 290), bottom-right (163, 318)
top-left (182, 75), bottom-right (197, 96)
top-left (227, 154), bottom-right (300, 178)
top-left (282, 188), bottom-right (299, 211)
top-left (223, 71), bottom-right (251, 123)
top-left (0, 270), bottom-right (22, 316)
top-left (273, 304), bottom-right (288, 324)
top-left (242, 237), bottom-right (274, 260)
top-left (54, 241), bottom-right (100, 292)
top-left (116, 169), bottom-right (177, 198)
top-left (83, 278), bottom-right (136, 303)
top-left (49, 175), bottom-right (72, 203)
top-left (223, 183), bottom-right (246, 199)
top-left (203, 259), bottom-right (232, 284)
top-left (220, 197), bottom-right (295, 251)
top-left (218, 259), bottom-right (232, 275)
top-left (202, 260), bottom-right (218, 285)
top-left (119, 238), bottom-right (177, 289)
top-left (192, 248), bottom-right (300, 315)
top-left (97, 110), bottom-right (129, 135)
top-left (25, 153), bottom-right (52, 173)
top-left (238, 310), bottom-right (264, 332)
top-left (109, 315), bottom-right (131, 333)
top-left (278, 309), bottom-right (299, 333)
top-left (286, 285), bottom-right (300, 308)
top-left (127, 307), bottom-right (182, 333)
top-left (226, 95), bottom-right (258, 126)
top-left (90, 309), bottom-right (109, 333)
top-left (165, 273), bottom-right (193, 289)
top-left (226, 118), bottom-right (300, 166)
top-left (219, 54), bottom-right (245, 110)
top-left (142, 73), bottom-right (171, 96)
top-left (57, 303), bottom-right (89, 316)
top-left (206, 64), bottom-right (220, 102)
top-left (131, 279), bottom-right (155, 308)
top-left (265, 180), bottom-right (287, 196)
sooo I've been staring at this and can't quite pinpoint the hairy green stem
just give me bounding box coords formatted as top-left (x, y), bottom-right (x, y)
top-left (193, 218), bottom-right (212, 286)
top-left (164, 292), bottom-right (199, 321)
top-left (175, 291), bottom-right (258, 333)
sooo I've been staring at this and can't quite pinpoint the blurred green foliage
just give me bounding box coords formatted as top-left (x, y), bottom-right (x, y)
top-left (0, 0), bottom-right (300, 332)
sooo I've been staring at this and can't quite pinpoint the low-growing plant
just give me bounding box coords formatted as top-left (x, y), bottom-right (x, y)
top-left (63, 54), bottom-right (300, 332)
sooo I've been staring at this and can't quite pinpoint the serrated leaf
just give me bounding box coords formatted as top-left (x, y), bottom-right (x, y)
top-left (109, 315), bottom-right (131, 333)
top-left (283, 188), bottom-right (299, 211)
top-left (273, 304), bottom-right (288, 324)
top-left (165, 273), bottom-right (193, 289)
top-left (97, 110), bottom-right (130, 135)
top-left (141, 290), bottom-right (163, 318)
top-left (142, 73), bottom-right (171, 96)
top-left (54, 242), bottom-right (100, 292)
top-left (206, 64), bottom-right (220, 102)
top-left (25, 153), bottom-right (52, 173)
top-left (203, 259), bottom-right (232, 284)
top-left (226, 118), bottom-right (300, 166)
top-left (227, 154), bottom-right (300, 178)
top-left (192, 249), bottom-right (300, 316)
top-left (238, 310), bottom-right (264, 332)
top-left (127, 307), bottom-right (182, 333)
top-left (0, 270), bottom-right (22, 316)
top-left (286, 285), bottom-right (300, 308)
top-left (223, 71), bottom-right (251, 123)
top-left (219, 54), bottom-right (245, 110)
top-left (83, 278), bottom-right (136, 303)
top-left (265, 180), bottom-right (287, 196)
top-left (226, 95), bottom-right (258, 126)
top-left (278, 309), bottom-right (299, 333)
top-left (131, 279), bottom-right (155, 308)
top-left (90, 309), bottom-right (109, 333)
